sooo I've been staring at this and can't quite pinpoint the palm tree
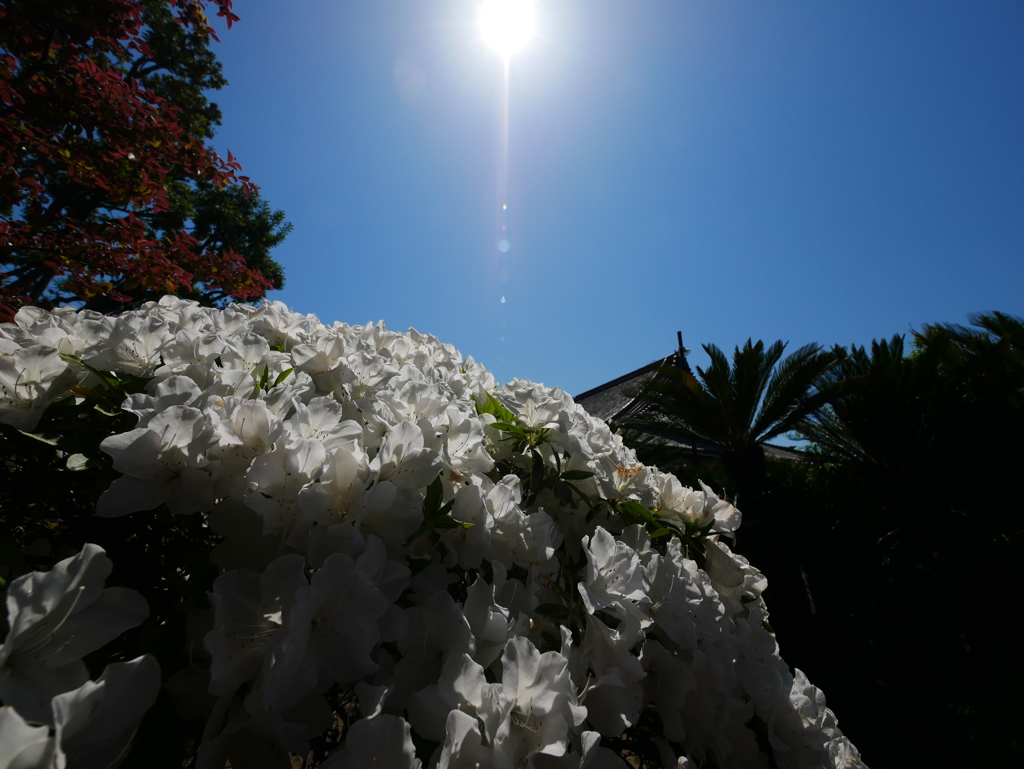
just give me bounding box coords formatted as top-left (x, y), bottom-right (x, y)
top-left (629, 338), bottom-right (842, 508)
top-left (796, 312), bottom-right (1024, 544)
top-left (790, 315), bottom-right (1024, 767)
top-left (793, 335), bottom-right (944, 470)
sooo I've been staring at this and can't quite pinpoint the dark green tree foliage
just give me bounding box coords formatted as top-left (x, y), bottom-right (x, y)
top-left (783, 313), bottom-right (1024, 769)
top-left (0, 0), bottom-right (290, 314)
top-left (157, 180), bottom-right (289, 302)
top-left (622, 317), bottom-right (1024, 767)
top-left (131, 0), bottom-right (291, 305)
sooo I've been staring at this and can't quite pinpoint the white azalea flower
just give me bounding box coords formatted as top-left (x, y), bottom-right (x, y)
top-left (249, 301), bottom-right (313, 351)
top-left (0, 545), bottom-right (149, 722)
top-left (353, 481), bottom-right (424, 556)
top-left (407, 652), bottom-right (507, 746)
top-left (579, 615), bottom-right (645, 737)
top-left (498, 380), bottom-right (570, 429)
top-left (0, 345), bottom-right (77, 431)
top-left (218, 331), bottom-right (290, 378)
top-left (85, 314), bottom-right (172, 375)
top-left (703, 540), bottom-right (767, 617)
top-left (51, 655), bottom-right (161, 769)
top-left (529, 731), bottom-right (628, 769)
top-left (577, 528), bottom-right (648, 620)
top-left (298, 445), bottom-right (371, 527)
top-left (463, 568), bottom-right (514, 668)
top-left (286, 397), bottom-right (362, 452)
top-left (321, 713), bottom-right (421, 769)
top-left (437, 709), bottom-right (513, 769)
top-left (594, 455), bottom-right (651, 504)
top-left (0, 706), bottom-right (52, 769)
top-left (121, 375), bottom-right (203, 426)
top-left (484, 475), bottom-right (527, 568)
top-left (152, 328), bottom-right (228, 374)
top-left (208, 399), bottom-right (283, 469)
top-left (643, 550), bottom-right (703, 650)
top-left (243, 437), bottom-right (325, 546)
top-left (376, 380), bottom-right (454, 430)
top-left (291, 334), bottom-right (352, 385)
top-left (444, 415), bottom-right (496, 479)
top-left (496, 637), bottom-right (586, 760)
top-left (439, 484), bottom-right (493, 569)
top-left (260, 552), bottom-right (388, 712)
top-left (654, 475), bottom-right (741, 537)
top-left (204, 555), bottom-right (307, 697)
top-left (370, 419), bottom-right (442, 489)
top-left (514, 509), bottom-right (563, 572)
top-left (393, 591), bottom-right (475, 710)
top-left (639, 639), bottom-right (697, 743)
top-left (97, 404), bottom-right (217, 516)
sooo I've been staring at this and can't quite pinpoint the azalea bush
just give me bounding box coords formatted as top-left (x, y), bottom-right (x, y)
top-left (0, 297), bottom-right (865, 769)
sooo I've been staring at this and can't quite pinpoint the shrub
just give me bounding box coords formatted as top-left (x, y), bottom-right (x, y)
top-left (0, 297), bottom-right (864, 768)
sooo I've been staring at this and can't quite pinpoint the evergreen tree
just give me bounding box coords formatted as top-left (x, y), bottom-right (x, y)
top-left (0, 0), bottom-right (290, 316)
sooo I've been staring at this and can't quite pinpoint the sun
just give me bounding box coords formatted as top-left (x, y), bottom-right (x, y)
top-left (479, 0), bottom-right (535, 58)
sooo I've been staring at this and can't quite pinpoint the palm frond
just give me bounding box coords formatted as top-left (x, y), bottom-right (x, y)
top-left (755, 343), bottom-right (842, 443)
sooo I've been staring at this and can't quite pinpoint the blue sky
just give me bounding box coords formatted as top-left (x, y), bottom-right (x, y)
top-left (208, 0), bottom-right (1023, 397)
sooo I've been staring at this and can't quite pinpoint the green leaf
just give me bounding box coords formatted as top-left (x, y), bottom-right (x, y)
top-left (475, 393), bottom-right (515, 422)
top-left (437, 499), bottom-right (455, 519)
top-left (431, 516), bottom-right (473, 531)
top-left (544, 580), bottom-right (572, 602)
top-left (649, 527), bottom-right (671, 539)
top-left (402, 521), bottom-right (433, 547)
top-left (553, 480), bottom-right (573, 504)
top-left (66, 453), bottom-right (100, 471)
top-left (540, 631), bottom-right (561, 648)
top-left (560, 470), bottom-right (594, 481)
top-left (17, 431), bottom-right (63, 446)
top-left (535, 603), bottom-right (569, 617)
top-left (531, 451), bottom-right (546, 489)
top-left (60, 353), bottom-right (121, 390)
top-left (272, 367), bottom-right (295, 387)
top-left (423, 475), bottom-right (444, 520)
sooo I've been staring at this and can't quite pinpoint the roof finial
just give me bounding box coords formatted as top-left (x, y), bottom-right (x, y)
top-left (677, 330), bottom-right (684, 355)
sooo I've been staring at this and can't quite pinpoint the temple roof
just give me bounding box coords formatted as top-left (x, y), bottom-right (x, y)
top-left (573, 336), bottom-right (803, 462)
top-left (573, 349), bottom-right (692, 425)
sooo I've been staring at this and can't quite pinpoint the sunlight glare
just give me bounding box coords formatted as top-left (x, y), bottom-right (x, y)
top-left (479, 0), bottom-right (535, 58)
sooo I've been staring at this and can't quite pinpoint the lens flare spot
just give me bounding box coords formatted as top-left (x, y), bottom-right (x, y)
top-left (500, 295), bottom-right (506, 303)
top-left (498, 240), bottom-right (510, 252)
top-left (502, 204), bottom-right (508, 211)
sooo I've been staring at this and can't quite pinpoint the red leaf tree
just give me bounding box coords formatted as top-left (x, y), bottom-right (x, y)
top-left (0, 0), bottom-right (288, 319)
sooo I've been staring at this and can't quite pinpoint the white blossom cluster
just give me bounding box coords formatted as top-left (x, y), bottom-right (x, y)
top-left (0, 297), bottom-right (866, 769)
